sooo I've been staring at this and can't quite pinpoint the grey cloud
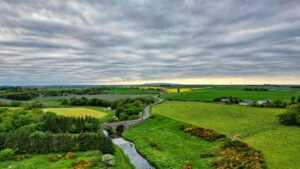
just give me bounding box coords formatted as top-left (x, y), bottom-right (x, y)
top-left (0, 0), bottom-right (300, 85)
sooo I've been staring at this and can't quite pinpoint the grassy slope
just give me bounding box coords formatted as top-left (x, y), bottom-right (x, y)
top-left (152, 101), bottom-right (300, 169)
top-left (123, 116), bottom-right (226, 169)
top-left (161, 89), bottom-right (299, 101)
top-left (42, 107), bottom-right (108, 118)
top-left (0, 147), bottom-right (133, 169)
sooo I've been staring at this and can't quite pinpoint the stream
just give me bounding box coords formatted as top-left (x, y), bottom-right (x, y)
top-left (112, 138), bottom-right (155, 169)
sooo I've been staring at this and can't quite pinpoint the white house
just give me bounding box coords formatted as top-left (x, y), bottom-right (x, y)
top-left (239, 100), bottom-right (253, 106)
top-left (257, 100), bottom-right (272, 106)
top-left (220, 98), bottom-right (230, 102)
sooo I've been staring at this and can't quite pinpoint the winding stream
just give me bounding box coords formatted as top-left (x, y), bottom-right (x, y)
top-left (112, 138), bottom-right (155, 169)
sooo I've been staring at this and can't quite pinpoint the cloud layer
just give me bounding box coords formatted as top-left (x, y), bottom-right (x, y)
top-left (0, 0), bottom-right (300, 85)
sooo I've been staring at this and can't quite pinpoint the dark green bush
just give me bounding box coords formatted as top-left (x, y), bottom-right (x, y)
top-left (0, 149), bottom-right (15, 161)
top-left (278, 104), bottom-right (300, 126)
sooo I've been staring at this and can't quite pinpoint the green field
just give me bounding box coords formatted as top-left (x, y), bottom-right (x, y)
top-left (0, 147), bottom-right (133, 169)
top-left (43, 107), bottom-right (109, 118)
top-left (123, 115), bottom-right (226, 169)
top-left (161, 89), bottom-right (299, 101)
top-left (152, 101), bottom-right (300, 169)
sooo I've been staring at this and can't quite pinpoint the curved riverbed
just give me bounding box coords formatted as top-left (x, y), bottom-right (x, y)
top-left (112, 138), bottom-right (155, 169)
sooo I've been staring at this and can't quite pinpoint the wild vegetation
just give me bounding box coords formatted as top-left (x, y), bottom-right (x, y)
top-left (211, 141), bottom-right (265, 169)
top-left (278, 104), bottom-right (300, 125)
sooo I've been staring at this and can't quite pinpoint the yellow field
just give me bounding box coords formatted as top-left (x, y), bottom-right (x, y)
top-left (42, 108), bottom-right (107, 118)
top-left (138, 86), bottom-right (197, 93)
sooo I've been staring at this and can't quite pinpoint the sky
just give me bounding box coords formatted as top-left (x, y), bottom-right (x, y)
top-left (0, 0), bottom-right (300, 85)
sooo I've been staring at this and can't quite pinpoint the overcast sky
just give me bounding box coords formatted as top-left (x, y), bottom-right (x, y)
top-left (0, 0), bottom-right (300, 85)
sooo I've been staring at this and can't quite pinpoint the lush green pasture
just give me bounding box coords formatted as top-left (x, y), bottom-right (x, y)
top-left (161, 89), bottom-right (299, 101)
top-left (43, 107), bottom-right (109, 118)
top-left (152, 101), bottom-right (300, 169)
top-left (0, 147), bottom-right (133, 169)
top-left (123, 115), bottom-right (226, 169)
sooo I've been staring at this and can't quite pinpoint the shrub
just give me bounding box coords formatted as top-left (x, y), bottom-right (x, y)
top-left (200, 152), bottom-right (216, 158)
top-left (73, 160), bottom-right (92, 169)
top-left (183, 163), bottom-right (193, 169)
top-left (179, 124), bottom-right (185, 130)
top-left (14, 154), bottom-right (31, 161)
top-left (184, 126), bottom-right (226, 141)
top-left (46, 155), bottom-right (62, 162)
top-left (211, 140), bottom-right (265, 169)
top-left (64, 152), bottom-right (77, 160)
top-left (0, 149), bottom-right (15, 161)
top-left (278, 104), bottom-right (300, 126)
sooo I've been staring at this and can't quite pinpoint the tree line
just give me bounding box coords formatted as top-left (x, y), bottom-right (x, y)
top-left (62, 97), bottom-right (155, 121)
top-left (0, 128), bottom-right (114, 154)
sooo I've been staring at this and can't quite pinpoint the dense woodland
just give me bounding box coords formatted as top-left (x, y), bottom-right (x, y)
top-left (0, 108), bottom-right (114, 155)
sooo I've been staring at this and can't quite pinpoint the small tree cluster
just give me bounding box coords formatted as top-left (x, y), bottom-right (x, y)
top-left (113, 97), bottom-right (154, 120)
top-left (63, 97), bottom-right (112, 107)
top-left (43, 112), bottom-right (99, 133)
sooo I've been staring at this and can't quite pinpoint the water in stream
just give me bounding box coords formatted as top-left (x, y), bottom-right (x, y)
top-left (112, 138), bottom-right (155, 169)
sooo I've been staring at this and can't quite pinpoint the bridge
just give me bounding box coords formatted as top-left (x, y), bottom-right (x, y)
top-left (101, 97), bottom-right (163, 130)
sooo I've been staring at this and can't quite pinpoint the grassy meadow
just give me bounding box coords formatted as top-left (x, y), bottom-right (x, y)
top-left (42, 107), bottom-right (109, 118)
top-left (0, 147), bottom-right (134, 169)
top-left (123, 115), bottom-right (226, 169)
top-left (151, 101), bottom-right (300, 169)
top-left (161, 89), bottom-right (299, 101)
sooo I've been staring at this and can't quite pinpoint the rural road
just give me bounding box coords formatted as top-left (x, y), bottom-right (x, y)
top-left (101, 96), bottom-right (164, 129)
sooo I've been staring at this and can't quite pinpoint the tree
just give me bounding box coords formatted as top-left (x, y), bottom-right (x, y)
top-left (291, 97), bottom-right (296, 105)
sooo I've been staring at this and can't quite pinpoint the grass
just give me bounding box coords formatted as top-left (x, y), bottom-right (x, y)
top-left (161, 89), bottom-right (299, 101)
top-left (0, 147), bottom-right (134, 169)
top-left (42, 107), bottom-right (108, 119)
top-left (152, 101), bottom-right (300, 169)
top-left (123, 115), bottom-right (226, 169)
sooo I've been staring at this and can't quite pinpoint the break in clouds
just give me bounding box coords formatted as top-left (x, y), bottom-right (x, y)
top-left (0, 0), bottom-right (300, 85)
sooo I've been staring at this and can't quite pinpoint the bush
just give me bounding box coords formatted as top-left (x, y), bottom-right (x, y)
top-left (46, 155), bottom-right (62, 162)
top-left (73, 160), bottom-right (92, 169)
top-left (211, 140), bottom-right (265, 169)
top-left (278, 104), bottom-right (300, 126)
top-left (200, 152), bottom-right (216, 158)
top-left (0, 149), bottom-right (15, 161)
top-left (14, 154), bottom-right (31, 161)
top-left (64, 152), bottom-right (77, 160)
top-left (184, 126), bottom-right (226, 141)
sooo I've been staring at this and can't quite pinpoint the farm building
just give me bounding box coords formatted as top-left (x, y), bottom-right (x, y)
top-left (239, 100), bottom-right (253, 105)
top-left (257, 100), bottom-right (272, 106)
